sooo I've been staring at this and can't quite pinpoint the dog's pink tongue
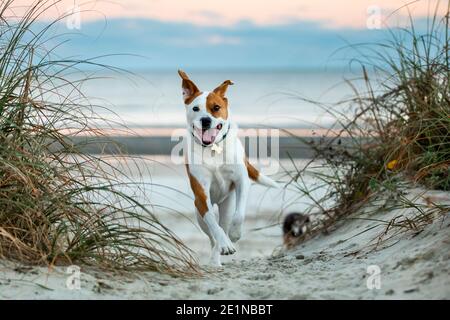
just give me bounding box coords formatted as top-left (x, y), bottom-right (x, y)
top-left (202, 128), bottom-right (219, 144)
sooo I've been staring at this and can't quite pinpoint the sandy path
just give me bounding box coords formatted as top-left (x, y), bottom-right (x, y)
top-left (0, 160), bottom-right (449, 299)
top-left (1, 205), bottom-right (448, 299)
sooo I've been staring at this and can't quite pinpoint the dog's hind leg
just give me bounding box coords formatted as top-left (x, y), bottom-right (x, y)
top-left (195, 210), bottom-right (221, 266)
top-left (229, 176), bottom-right (250, 243)
top-left (218, 191), bottom-right (236, 236)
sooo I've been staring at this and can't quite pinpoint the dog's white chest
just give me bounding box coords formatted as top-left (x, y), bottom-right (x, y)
top-left (211, 143), bottom-right (223, 154)
top-left (209, 164), bottom-right (236, 203)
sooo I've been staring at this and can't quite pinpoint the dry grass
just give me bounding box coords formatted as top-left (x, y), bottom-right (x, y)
top-left (284, 1), bottom-right (450, 247)
top-left (0, 0), bottom-right (200, 275)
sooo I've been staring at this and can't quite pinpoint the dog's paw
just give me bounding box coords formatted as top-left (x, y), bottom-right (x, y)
top-left (216, 234), bottom-right (236, 256)
top-left (228, 222), bottom-right (243, 243)
top-left (228, 230), bottom-right (241, 243)
top-left (208, 258), bottom-right (222, 268)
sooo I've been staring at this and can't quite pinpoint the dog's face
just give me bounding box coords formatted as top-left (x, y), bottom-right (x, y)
top-left (178, 70), bottom-right (233, 146)
top-left (283, 213), bottom-right (310, 237)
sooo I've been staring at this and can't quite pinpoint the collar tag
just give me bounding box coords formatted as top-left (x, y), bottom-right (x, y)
top-left (211, 143), bottom-right (223, 154)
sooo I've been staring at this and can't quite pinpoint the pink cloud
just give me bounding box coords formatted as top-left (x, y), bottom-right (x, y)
top-left (9, 0), bottom-right (448, 29)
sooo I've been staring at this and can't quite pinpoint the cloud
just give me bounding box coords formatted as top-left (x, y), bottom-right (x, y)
top-left (206, 35), bottom-right (241, 45)
top-left (195, 10), bottom-right (223, 19)
top-left (35, 15), bottom-right (432, 70)
top-left (162, 34), bottom-right (240, 47)
top-left (14, 0), bottom-right (447, 29)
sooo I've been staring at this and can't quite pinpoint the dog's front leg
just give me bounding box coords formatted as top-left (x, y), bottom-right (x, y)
top-left (202, 206), bottom-right (236, 261)
top-left (195, 209), bottom-right (221, 266)
top-left (201, 207), bottom-right (236, 266)
top-left (189, 173), bottom-right (236, 266)
top-left (229, 173), bottom-right (250, 243)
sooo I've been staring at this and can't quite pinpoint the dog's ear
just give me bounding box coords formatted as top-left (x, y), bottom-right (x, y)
top-left (213, 80), bottom-right (234, 98)
top-left (178, 70), bottom-right (200, 104)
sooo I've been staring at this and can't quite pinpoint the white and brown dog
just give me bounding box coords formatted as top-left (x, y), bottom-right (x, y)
top-left (178, 70), bottom-right (278, 266)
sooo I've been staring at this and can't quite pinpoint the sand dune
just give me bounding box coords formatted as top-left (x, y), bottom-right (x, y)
top-left (0, 160), bottom-right (448, 299)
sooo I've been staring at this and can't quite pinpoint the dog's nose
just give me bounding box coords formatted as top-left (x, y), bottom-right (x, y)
top-left (200, 117), bottom-right (212, 129)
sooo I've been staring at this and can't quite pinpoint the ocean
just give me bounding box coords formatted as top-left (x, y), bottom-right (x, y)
top-left (77, 69), bottom-right (360, 129)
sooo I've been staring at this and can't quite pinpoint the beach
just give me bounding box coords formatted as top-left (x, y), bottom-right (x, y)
top-left (1, 0), bottom-right (449, 303)
top-left (1, 159), bottom-right (448, 299)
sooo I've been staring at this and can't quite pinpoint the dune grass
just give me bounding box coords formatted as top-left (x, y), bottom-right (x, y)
top-left (285, 1), bottom-right (450, 247)
top-left (0, 0), bottom-right (199, 275)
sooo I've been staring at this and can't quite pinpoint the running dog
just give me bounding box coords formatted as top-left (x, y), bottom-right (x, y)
top-left (178, 70), bottom-right (278, 266)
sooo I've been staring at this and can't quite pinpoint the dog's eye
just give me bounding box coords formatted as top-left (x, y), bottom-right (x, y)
top-left (193, 106), bottom-right (200, 112)
top-left (213, 105), bottom-right (220, 112)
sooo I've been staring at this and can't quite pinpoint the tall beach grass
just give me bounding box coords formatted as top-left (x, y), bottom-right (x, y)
top-left (0, 0), bottom-right (199, 275)
top-left (285, 1), bottom-right (450, 247)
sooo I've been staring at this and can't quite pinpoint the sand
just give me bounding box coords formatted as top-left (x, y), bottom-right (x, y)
top-left (0, 159), bottom-right (449, 299)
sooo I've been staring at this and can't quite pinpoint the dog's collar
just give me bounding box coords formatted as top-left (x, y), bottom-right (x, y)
top-left (191, 123), bottom-right (231, 148)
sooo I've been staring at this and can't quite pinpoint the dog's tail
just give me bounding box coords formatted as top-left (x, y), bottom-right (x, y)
top-left (245, 159), bottom-right (279, 188)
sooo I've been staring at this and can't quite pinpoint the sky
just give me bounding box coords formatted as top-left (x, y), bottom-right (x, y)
top-left (8, 0), bottom-right (449, 69)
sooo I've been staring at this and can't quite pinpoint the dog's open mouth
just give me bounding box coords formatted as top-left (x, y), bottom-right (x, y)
top-left (194, 124), bottom-right (222, 145)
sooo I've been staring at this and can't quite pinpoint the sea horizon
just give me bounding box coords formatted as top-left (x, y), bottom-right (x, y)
top-left (68, 68), bottom-right (364, 129)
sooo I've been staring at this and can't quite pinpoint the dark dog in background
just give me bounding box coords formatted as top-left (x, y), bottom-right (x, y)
top-left (283, 213), bottom-right (310, 248)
